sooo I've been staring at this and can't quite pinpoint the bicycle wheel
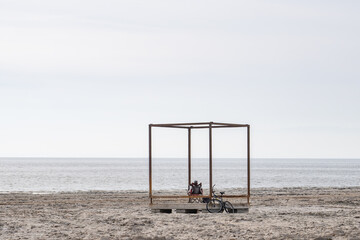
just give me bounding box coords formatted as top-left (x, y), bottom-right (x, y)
top-left (206, 199), bottom-right (222, 213)
top-left (224, 201), bottom-right (235, 213)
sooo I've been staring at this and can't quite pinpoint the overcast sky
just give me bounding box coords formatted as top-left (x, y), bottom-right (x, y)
top-left (1, 1), bottom-right (359, 158)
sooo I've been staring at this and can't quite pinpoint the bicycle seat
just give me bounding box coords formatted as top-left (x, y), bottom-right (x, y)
top-left (220, 191), bottom-right (225, 195)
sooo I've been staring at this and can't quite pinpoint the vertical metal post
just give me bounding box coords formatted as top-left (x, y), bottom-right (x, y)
top-left (188, 127), bottom-right (191, 203)
top-left (209, 122), bottom-right (213, 197)
top-left (247, 125), bottom-right (250, 205)
top-left (149, 124), bottom-right (152, 204)
top-left (188, 128), bottom-right (192, 187)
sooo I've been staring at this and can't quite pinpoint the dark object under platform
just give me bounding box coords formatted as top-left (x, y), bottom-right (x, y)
top-left (150, 203), bottom-right (249, 214)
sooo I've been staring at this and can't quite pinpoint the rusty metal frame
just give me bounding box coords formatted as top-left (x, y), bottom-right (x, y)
top-left (149, 122), bottom-right (250, 204)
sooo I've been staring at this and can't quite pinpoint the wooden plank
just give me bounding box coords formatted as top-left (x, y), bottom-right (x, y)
top-left (150, 194), bottom-right (247, 199)
top-left (150, 203), bottom-right (249, 211)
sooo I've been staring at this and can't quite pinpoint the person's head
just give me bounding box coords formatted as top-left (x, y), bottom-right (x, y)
top-left (194, 180), bottom-right (198, 185)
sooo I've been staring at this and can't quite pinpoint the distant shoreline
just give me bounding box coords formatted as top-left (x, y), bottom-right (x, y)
top-left (1, 157), bottom-right (360, 159)
top-left (1, 158), bottom-right (359, 192)
top-left (1, 186), bottom-right (359, 195)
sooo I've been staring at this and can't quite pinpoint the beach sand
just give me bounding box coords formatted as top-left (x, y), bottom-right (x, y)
top-left (1, 187), bottom-right (359, 239)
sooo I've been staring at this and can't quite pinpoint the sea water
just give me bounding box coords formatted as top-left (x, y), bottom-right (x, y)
top-left (0, 158), bottom-right (359, 192)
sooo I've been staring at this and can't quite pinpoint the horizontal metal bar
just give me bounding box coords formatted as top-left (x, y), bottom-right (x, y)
top-left (151, 194), bottom-right (248, 199)
top-left (151, 195), bottom-right (211, 199)
top-left (190, 125), bottom-right (247, 129)
top-left (212, 122), bottom-right (249, 127)
top-left (151, 125), bottom-right (189, 129)
top-left (151, 122), bottom-right (249, 129)
top-left (221, 195), bottom-right (248, 198)
top-left (151, 122), bottom-right (212, 126)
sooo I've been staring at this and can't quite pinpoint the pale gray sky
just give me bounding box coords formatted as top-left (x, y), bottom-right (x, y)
top-left (1, 0), bottom-right (359, 158)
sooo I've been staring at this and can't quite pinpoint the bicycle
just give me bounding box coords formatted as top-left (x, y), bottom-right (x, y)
top-left (206, 185), bottom-right (235, 213)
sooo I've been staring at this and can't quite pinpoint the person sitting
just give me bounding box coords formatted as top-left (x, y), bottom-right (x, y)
top-left (188, 180), bottom-right (203, 195)
top-left (188, 180), bottom-right (203, 202)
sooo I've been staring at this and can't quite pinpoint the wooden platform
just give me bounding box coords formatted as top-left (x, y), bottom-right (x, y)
top-left (150, 203), bottom-right (249, 214)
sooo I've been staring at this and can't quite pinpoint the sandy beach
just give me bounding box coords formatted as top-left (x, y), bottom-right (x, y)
top-left (0, 187), bottom-right (359, 239)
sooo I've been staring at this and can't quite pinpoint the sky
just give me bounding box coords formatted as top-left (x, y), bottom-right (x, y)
top-left (0, 0), bottom-right (359, 158)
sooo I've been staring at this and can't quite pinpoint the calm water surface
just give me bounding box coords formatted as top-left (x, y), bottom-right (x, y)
top-left (0, 158), bottom-right (359, 192)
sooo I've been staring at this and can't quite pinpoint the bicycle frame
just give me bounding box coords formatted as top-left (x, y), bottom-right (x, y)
top-left (213, 192), bottom-right (223, 202)
top-left (207, 186), bottom-right (234, 213)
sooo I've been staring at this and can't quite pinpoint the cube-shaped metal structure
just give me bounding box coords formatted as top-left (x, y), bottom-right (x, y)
top-left (149, 122), bottom-right (250, 204)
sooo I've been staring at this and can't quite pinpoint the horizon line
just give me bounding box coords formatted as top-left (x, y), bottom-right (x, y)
top-left (1, 156), bottom-right (359, 160)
